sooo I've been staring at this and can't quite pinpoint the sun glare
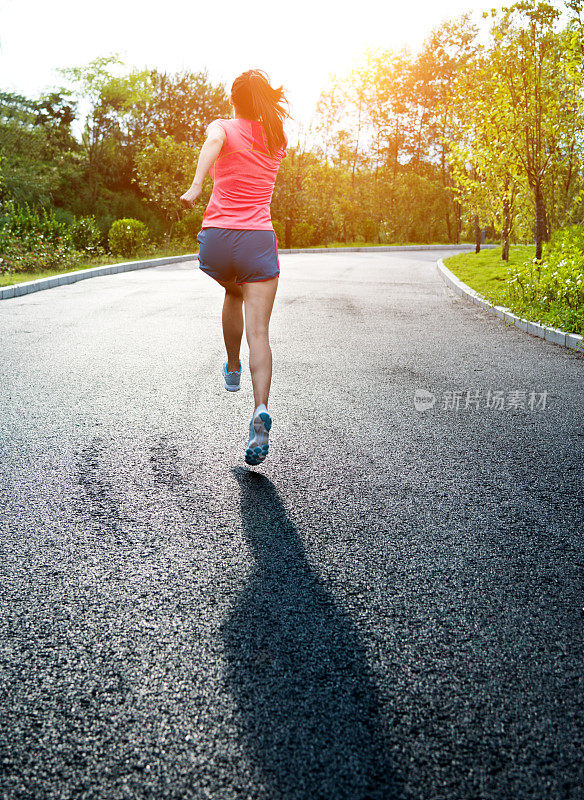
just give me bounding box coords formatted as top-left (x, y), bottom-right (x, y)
top-left (0, 0), bottom-right (489, 138)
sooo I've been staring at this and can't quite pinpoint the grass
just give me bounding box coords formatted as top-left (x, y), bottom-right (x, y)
top-left (444, 245), bottom-right (535, 303)
top-left (0, 244), bottom-right (198, 287)
top-left (445, 245), bottom-right (584, 336)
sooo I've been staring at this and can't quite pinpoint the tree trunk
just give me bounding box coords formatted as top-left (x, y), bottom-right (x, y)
top-left (474, 215), bottom-right (481, 254)
top-left (502, 176), bottom-right (510, 262)
top-left (534, 181), bottom-right (546, 260)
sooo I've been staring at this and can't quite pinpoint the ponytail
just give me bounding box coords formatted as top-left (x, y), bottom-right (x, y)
top-left (231, 69), bottom-right (289, 157)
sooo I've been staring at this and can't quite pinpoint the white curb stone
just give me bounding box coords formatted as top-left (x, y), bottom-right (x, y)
top-left (0, 253), bottom-right (198, 301)
top-left (527, 321), bottom-right (546, 338)
top-left (544, 327), bottom-right (566, 346)
top-left (566, 333), bottom-right (584, 352)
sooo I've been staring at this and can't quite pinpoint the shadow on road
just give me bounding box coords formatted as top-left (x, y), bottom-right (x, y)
top-left (221, 467), bottom-right (400, 800)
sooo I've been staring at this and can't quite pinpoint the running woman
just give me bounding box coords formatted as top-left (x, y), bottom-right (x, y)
top-left (180, 70), bottom-right (288, 466)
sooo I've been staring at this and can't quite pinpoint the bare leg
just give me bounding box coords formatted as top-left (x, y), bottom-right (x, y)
top-left (219, 281), bottom-right (243, 372)
top-left (240, 277), bottom-right (279, 409)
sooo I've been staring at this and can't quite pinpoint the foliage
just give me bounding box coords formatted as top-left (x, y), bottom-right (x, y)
top-left (69, 215), bottom-right (104, 255)
top-left (272, 220), bottom-right (284, 246)
top-left (171, 209), bottom-right (204, 244)
top-left (134, 69), bottom-right (230, 145)
top-left (135, 135), bottom-right (205, 239)
top-left (291, 222), bottom-right (315, 248)
top-left (0, 200), bottom-right (71, 245)
top-left (447, 1), bottom-right (584, 260)
top-left (0, 229), bottom-right (83, 275)
top-left (108, 217), bottom-right (149, 256)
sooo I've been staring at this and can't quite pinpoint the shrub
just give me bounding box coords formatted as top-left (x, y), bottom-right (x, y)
top-left (172, 210), bottom-right (204, 244)
top-left (0, 227), bottom-right (83, 275)
top-left (70, 215), bottom-right (103, 255)
top-left (108, 218), bottom-right (149, 257)
top-left (547, 223), bottom-right (584, 254)
top-left (501, 226), bottom-right (584, 333)
top-left (272, 220), bottom-right (285, 246)
top-left (1, 200), bottom-right (72, 247)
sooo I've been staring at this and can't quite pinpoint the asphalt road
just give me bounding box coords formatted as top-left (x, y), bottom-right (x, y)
top-left (0, 251), bottom-right (583, 800)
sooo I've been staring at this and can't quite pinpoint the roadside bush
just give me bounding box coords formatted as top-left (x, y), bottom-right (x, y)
top-left (0, 199), bottom-right (84, 275)
top-left (503, 226), bottom-right (584, 333)
top-left (108, 218), bottom-right (150, 257)
top-left (0, 227), bottom-right (83, 275)
top-left (547, 223), bottom-right (584, 254)
top-left (70, 215), bottom-right (103, 255)
top-left (1, 200), bottom-right (72, 247)
top-left (507, 227), bottom-right (584, 310)
top-left (172, 210), bottom-right (204, 244)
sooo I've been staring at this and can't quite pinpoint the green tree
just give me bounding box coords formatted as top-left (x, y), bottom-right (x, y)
top-left (484, 1), bottom-right (583, 259)
top-left (134, 69), bottom-right (230, 146)
top-left (135, 134), bottom-right (206, 241)
top-left (0, 91), bottom-right (81, 208)
top-left (57, 55), bottom-right (151, 204)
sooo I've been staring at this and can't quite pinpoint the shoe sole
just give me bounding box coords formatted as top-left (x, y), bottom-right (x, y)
top-left (245, 411), bottom-right (272, 466)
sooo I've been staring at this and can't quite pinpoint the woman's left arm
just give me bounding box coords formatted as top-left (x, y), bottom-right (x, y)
top-left (180, 121), bottom-right (226, 208)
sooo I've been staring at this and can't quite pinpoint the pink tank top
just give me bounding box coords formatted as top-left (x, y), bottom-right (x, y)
top-left (202, 118), bottom-right (287, 231)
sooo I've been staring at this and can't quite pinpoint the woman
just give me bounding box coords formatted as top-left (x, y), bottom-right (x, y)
top-left (180, 70), bottom-right (288, 467)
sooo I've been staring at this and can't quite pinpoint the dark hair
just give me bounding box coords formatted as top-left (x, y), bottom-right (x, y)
top-left (231, 69), bottom-right (289, 157)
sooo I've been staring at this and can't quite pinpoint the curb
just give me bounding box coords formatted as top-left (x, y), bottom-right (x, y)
top-left (277, 243), bottom-right (499, 255)
top-left (0, 253), bottom-right (197, 301)
top-left (437, 257), bottom-right (584, 354)
top-left (0, 245), bottom-right (496, 301)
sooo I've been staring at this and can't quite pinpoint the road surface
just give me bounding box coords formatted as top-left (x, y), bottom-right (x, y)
top-left (1, 251), bottom-right (583, 800)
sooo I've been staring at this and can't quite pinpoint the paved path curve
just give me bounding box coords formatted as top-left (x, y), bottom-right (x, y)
top-left (1, 251), bottom-right (583, 800)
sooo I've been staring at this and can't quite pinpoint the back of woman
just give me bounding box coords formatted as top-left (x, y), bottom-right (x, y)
top-left (180, 69), bottom-right (289, 467)
top-left (203, 117), bottom-right (287, 231)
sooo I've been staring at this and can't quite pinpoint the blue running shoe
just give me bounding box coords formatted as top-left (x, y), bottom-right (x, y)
top-left (222, 362), bottom-right (242, 392)
top-left (245, 404), bottom-right (272, 466)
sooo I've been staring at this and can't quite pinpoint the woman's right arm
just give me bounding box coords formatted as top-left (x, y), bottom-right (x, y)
top-left (180, 121), bottom-right (226, 208)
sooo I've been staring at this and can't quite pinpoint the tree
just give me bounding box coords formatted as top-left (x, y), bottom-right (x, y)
top-left (0, 91), bottom-right (81, 208)
top-left (133, 69), bottom-right (231, 146)
top-left (57, 55), bottom-right (151, 203)
top-left (135, 135), bottom-right (207, 241)
top-left (485, 1), bottom-right (583, 259)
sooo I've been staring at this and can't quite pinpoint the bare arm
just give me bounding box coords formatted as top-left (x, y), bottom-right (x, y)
top-left (180, 121), bottom-right (226, 209)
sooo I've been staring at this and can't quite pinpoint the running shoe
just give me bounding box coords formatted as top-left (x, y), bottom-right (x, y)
top-left (222, 362), bottom-right (242, 392)
top-left (245, 404), bottom-right (272, 466)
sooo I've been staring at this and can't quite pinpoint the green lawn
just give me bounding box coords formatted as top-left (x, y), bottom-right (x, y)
top-left (444, 245), bottom-right (535, 303)
top-left (0, 245), bottom-right (197, 287)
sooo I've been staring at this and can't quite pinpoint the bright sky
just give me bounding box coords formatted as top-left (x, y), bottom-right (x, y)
top-left (1, 0), bottom-right (493, 141)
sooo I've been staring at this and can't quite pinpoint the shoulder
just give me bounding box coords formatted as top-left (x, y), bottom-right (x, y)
top-left (205, 119), bottom-right (228, 141)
